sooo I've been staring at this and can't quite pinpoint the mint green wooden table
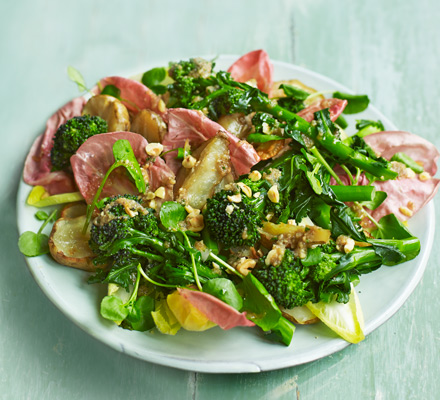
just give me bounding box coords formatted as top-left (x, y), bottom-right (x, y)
top-left (2, 0), bottom-right (439, 398)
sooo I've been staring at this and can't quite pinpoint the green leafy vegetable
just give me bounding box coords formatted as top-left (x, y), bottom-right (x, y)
top-left (142, 67), bottom-right (167, 94)
top-left (101, 84), bottom-right (121, 99)
top-left (333, 92), bottom-right (370, 114)
top-left (67, 66), bottom-right (87, 92)
top-left (203, 278), bottom-right (243, 310)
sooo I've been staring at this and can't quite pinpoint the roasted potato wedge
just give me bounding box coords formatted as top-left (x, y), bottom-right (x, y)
top-left (130, 109), bottom-right (167, 143)
top-left (282, 306), bottom-right (319, 325)
top-left (49, 215), bottom-right (98, 272)
top-left (82, 94), bottom-right (130, 132)
top-left (176, 135), bottom-right (231, 209)
top-left (217, 113), bottom-right (252, 139)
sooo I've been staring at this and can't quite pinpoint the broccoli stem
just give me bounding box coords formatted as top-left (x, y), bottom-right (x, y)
top-left (330, 185), bottom-right (375, 202)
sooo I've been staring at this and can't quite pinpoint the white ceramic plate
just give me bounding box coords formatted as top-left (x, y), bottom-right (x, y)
top-left (17, 56), bottom-right (435, 373)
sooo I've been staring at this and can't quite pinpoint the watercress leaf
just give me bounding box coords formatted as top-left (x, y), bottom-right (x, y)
top-left (18, 232), bottom-right (49, 257)
top-left (67, 66), bottom-right (87, 92)
top-left (333, 92), bottom-right (370, 114)
top-left (203, 278), bottom-right (243, 311)
top-left (330, 205), bottom-right (366, 242)
top-left (104, 263), bottom-right (138, 292)
top-left (35, 211), bottom-right (49, 221)
top-left (370, 213), bottom-right (414, 239)
top-left (130, 296), bottom-right (155, 331)
top-left (301, 247), bottom-right (323, 267)
top-left (112, 139), bottom-right (146, 193)
top-left (125, 305), bottom-right (141, 324)
top-left (247, 133), bottom-right (284, 143)
top-left (142, 67), bottom-right (167, 88)
top-left (359, 190), bottom-right (387, 210)
top-left (150, 85), bottom-right (167, 95)
top-left (159, 201), bottom-right (187, 230)
top-left (101, 84), bottom-right (121, 99)
top-left (100, 296), bottom-right (128, 321)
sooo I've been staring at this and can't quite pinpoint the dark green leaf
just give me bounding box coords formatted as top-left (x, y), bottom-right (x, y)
top-left (264, 316), bottom-right (295, 346)
top-left (142, 67), bottom-right (166, 88)
top-left (240, 274), bottom-right (281, 331)
top-left (159, 201), bottom-right (187, 230)
top-left (333, 92), bottom-right (370, 114)
top-left (370, 214), bottom-right (414, 239)
top-left (301, 247), bottom-right (323, 267)
top-left (35, 211), bottom-right (49, 221)
top-left (203, 278), bottom-right (243, 310)
top-left (130, 296), bottom-right (155, 331)
top-left (18, 232), bottom-right (49, 257)
top-left (101, 84), bottom-right (121, 99)
top-left (359, 190), bottom-right (387, 210)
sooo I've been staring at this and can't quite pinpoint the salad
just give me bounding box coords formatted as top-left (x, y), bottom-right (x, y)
top-left (19, 50), bottom-right (440, 346)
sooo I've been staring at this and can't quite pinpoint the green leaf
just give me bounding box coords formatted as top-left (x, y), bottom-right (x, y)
top-left (18, 232), bottom-right (50, 257)
top-left (130, 296), bottom-right (155, 331)
top-left (203, 278), bottom-right (243, 311)
top-left (370, 214), bottom-right (414, 239)
top-left (112, 139), bottom-right (146, 193)
top-left (247, 133), bottom-right (284, 143)
top-left (240, 274), bottom-right (281, 331)
top-left (100, 296), bottom-right (129, 321)
top-left (264, 316), bottom-right (295, 346)
top-left (159, 201), bottom-right (187, 230)
top-left (35, 211), bottom-right (49, 221)
top-left (101, 84), bottom-right (121, 99)
top-left (142, 67), bottom-right (167, 94)
top-left (355, 119), bottom-right (385, 137)
top-left (301, 247), bottom-right (323, 267)
top-left (359, 190), bottom-right (387, 210)
top-left (67, 66), bottom-right (87, 92)
top-left (333, 92), bottom-right (370, 114)
top-left (279, 84), bottom-right (309, 100)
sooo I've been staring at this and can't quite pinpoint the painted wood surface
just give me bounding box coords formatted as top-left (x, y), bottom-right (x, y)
top-left (1, 0), bottom-right (439, 398)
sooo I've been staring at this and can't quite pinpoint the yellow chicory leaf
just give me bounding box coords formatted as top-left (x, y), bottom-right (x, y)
top-left (306, 284), bottom-right (365, 343)
top-left (167, 290), bottom-right (216, 332)
top-left (151, 298), bottom-right (181, 335)
top-left (27, 185), bottom-right (84, 207)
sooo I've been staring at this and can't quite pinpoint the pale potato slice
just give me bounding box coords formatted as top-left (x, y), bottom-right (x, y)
top-left (130, 109), bottom-right (167, 143)
top-left (82, 94), bottom-right (130, 132)
top-left (60, 202), bottom-right (87, 219)
top-left (262, 221), bottom-right (331, 244)
top-left (271, 79), bottom-right (324, 106)
top-left (217, 113), bottom-right (252, 139)
top-left (282, 306), bottom-right (319, 325)
top-left (49, 215), bottom-right (98, 272)
top-left (176, 135), bottom-right (231, 209)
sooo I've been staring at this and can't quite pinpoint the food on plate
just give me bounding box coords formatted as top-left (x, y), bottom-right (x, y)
top-left (20, 50), bottom-right (440, 346)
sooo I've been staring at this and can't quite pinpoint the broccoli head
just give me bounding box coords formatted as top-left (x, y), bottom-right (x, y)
top-left (253, 248), bottom-right (314, 309)
top-left (51, 115), bottom-right (108, 171)
top-left (205, 189), bottom-right (264, 249)
top-left (89, 195), bottom-right (158, 259)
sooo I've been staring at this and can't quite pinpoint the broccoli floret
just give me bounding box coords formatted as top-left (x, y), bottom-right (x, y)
top-left (89, 196), bottom-right (158, 258)
top-left (205, 189), bottom-right (264, 249)
top-left (51, 115), bottom-right (108, 171)
top-left (253, 249), bottom-right (314, 309)
top-left (166, 58), bottom-right (214, 108)
top-left (311, 253), bottom-right (338, 282)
